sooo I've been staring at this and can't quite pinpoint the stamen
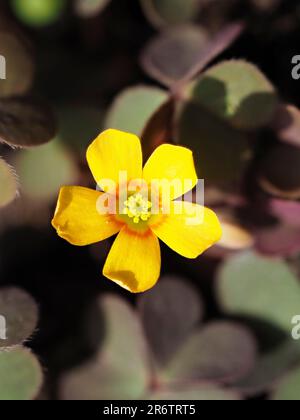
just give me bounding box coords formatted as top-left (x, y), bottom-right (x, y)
top-left (123, 193), bottom-right (152, 224)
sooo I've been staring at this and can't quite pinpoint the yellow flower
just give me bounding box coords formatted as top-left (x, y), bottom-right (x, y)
top-left (52, 129), bottom-right (222, 293)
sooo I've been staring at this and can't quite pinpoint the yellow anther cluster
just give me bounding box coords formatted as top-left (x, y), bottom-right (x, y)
top-left (123, 193), bottom-right (152, 224)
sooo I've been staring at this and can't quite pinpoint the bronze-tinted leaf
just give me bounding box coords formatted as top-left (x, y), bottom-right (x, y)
top-left (0, 287), bottom-right (38, 348)
top-left (176, 101), bottom-right (250, 184)
top-left (259, 143), bottom-right (300, 199)
top-left (255, 224), bottom-right (300, 258)
top-left (177, 22), bottom-right (245, 84)
top-left (141, 25), bottom-right (209, 87)
top-left (0, 31), bottom-right (34, 98)
top-left (61, 295), bottom-right (150, 400)
top-left (141, 99), bottom-right (174, 159)
top-left (234, 339), bottom-right (300, 396)
top-left (164, 322), bottom-right (257, 384)
top-left (269, 199), bottom-right (300, 227)
top-left (138, 276), bottom-right (204, 368)
top-left (0, 98), bottom-right (56, 147)
top-left (271, 104), bottom-right (300, 148)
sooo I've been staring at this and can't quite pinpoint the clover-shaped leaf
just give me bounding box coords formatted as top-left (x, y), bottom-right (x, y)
top-left (176, 102), bottom-right (250, 184)
top-left (271, 104), bottom-right (300, 148)
top-left (217, 251), bottom-right (300, 332)
top-left (0, 158), bottom-right (18, 208)
top-left (141, 25), bottom-right (209, 87)
top-left (105, 85), bottom-right (168, 137)
top-left (0, 31), bottom-right (34, 98)
top-left (58, 105), bottom-right (103, 154)
top-left (164, 322), bottom-right (257, 384)
top-left (140, 0), bottom-right (202, 28)
top-left (139, 277), bottom-right (256, 389)
top-left (60, 277), bottom-right (256, 400)
top-left (138, 276), bottom-right (204, 368)
top-left (15, 138), bottom-right (76, 200)
top-left (269, 199), bottom-right (300, 227)
top-left (0, 347), bottom-right (42, 400)
top-left (141, 23), bottom-right (244, 87)
top-left (0, 98), bottom-right (56, 147)
top-left (186, 60), bottom-right (278, 130)
top-left (255, 224), bottom-right (300, 258)
top-left (0, 287), bottom-right (38, 348)
top-left (235, 340), bottom-right (300, 396)
top-left (259, 143), bottom-right (300, 200)
top-left (217, 251), bottom-right (300, 395)
top-left (61, 295), bottom-right (150, 400)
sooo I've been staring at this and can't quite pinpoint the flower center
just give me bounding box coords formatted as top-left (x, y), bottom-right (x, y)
top-left (122, 193), bottom-right (152, 224)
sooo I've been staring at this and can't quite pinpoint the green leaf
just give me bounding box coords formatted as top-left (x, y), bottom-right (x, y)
top-left (148, 385), bottom-right (241, 400)
top-left (271, 365), bottom-right (300, 400)
top-left (0, 31), bottom-right (34, 98)
top-left (164, 322), bottom-right (256, 384)
top-left (234, 339), bottom-right (300, 396)
top-left (15, 138), bottom-right (76, 201)
top-left (0, 98), bottom-right (56, 147)
top-left (0, 158), bottom-right (18, 208)
top-left (75, 0), bottom-right (111, 18)
top-left (140, 0), bottom-right (201, 28)
top-left (0, 287), bottom-right (38, 348)
top-left (217, 251), bottom-right (300, 333)
top-left (176, 101), bottom-right (250, 184)
top-left (0, 347), bottom-right (43, 400)
top-left (138, 276), bottom-right (204, 368)
top-left (11, 0), bottom-right (67, 28)
top-left (61, 295), bottom-right (150, 400)
top-left (57, 105), bottom-right (103, 154)
top-left (186, 60), bottom-right (278, 129)
top-left (105, 85), bottom-right (168, 137)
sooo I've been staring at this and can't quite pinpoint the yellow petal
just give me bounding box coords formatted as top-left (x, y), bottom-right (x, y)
top-left (150, 201), bottom-right (222, 259)
top-left (86, 129), bottom-right (143, 191)
top-left (103, 227), bottom-right (161, 293)
top-left (52, 186), bottom-right (122, 246)
top-left (143, 144), bottom-right (198, 200)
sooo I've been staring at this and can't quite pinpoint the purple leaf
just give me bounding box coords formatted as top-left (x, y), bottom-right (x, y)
top-left (138, 276), bottom-right (204, 368)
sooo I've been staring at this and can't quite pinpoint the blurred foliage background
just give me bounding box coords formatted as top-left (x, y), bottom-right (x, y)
top-left (1, 0), bottom-right (300, 400)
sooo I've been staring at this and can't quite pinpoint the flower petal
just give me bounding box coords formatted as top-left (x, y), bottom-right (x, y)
top-left (103, 227), bottom-right (161, 293)
top-left (52, 186), bottom-right (122, 246)
top-left (86, 129), bottom-right (143, 190)
top-left (143, 144), bottom-right (198, 200)
top-left (150, 201), bottom-right (222, 259)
